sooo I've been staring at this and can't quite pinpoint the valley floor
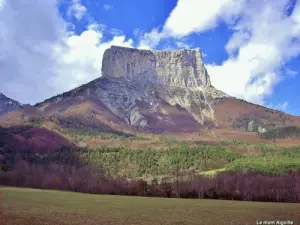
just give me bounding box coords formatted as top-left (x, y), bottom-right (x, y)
top-left (1, 187), bottom-right (299, 225)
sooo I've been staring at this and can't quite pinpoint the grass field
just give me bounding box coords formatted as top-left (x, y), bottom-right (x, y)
top-left (0, 187), bottom-right (299, 225)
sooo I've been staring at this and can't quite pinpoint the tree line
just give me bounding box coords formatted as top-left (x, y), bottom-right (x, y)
top-left (1, 160), bottom-right (299, 203)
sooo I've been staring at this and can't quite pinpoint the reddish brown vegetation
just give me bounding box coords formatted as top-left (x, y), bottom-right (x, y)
top-left (0, 126), bottom-right (72, 155)
top-left (1, 160), bottom-right (300, 203)
top-left (0, 126), bottom-right (77, 172)
top-left (2, 94), bottom-right (300, 145)
top-left (214, 98), bottom-right (300, 129)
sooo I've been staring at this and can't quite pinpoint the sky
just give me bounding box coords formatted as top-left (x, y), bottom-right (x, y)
top-left (0, 0), bottom-right (300, 115)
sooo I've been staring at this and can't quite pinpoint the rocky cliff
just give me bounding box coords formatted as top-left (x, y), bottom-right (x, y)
top-left (2, 46), bottom-right (300, 135)
top-left (100, 46), bottom-right (228, 127)
top-left (102, 46), bottom-right (211, 88)
top-left (29, 46), bottom-right (229, 132)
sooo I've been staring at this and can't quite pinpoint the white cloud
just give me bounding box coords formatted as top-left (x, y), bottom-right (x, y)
top-left (1, 0), bottom-right (299, 109)
top-left (267, 101), bottom-right (289, 112)
top-left (0, 0), bottom-right (68, 103)
top-left (51, 29), bottom-right (133, 93)
top-left (138, 0), bottom-right (245, 45)
top-left (225, 31), bottom-right (250, 56)
top-left (0, 0), bottom-right (133, 104)
top-left (285, 68), bottom-right (297, 77)
top-left (68, 0), bottom-right (87, 20)
top-left (139, 0), bottom-right (300, 105)
top-left (208, 0), bottom-right (300, 104)
top-left (163, 0), bottom-right (245, 37)
top-left (138, 28), bottom-right (166, 50)
top-left (278, 102), bottom-right (289, 111)
top-left (175, 41), bottom-right (191, 49)
top-left (103, 4), bottom-right (112, 11)
top-left (86, 22), bottom-right (106, 32)
top-left (109, 28), bottom-right (123, 36)
top-left (137, 0), bottom-right (246, 48)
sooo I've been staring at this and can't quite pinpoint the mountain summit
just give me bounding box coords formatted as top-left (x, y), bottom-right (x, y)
top-left (102, 46), bottom-right (211, 88)
top-left (97, 46), bottom-right (228, 130)
top-left (1, 46), bottom-right (300, 137)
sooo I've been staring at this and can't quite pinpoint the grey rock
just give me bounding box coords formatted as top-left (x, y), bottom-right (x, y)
top-left (247, 120), bottom-right (255, 132)
top-left (100, 46), bottom-right (229, 126)
top-left (258, 126), bottom-right (267, 133)
top-left (37, 46), bottom-right (231, 131)
top-left (102, 46), bottom-right (211, 88)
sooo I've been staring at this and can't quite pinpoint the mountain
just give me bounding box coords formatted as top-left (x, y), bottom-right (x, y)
top-left (0, 92), bottom-right (23, 116)
top-left (1, 46), bottom-right (300, 140)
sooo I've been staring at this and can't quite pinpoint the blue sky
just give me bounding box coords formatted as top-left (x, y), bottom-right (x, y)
top-left (0, 0), bottom-right (300, 115)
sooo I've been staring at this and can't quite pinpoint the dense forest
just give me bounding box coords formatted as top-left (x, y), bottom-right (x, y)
top-left (1, 126), bottom-right (300, 203)
top-left (1, 160), bottom-right (299, 203)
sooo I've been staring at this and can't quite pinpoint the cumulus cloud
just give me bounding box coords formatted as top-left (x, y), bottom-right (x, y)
top-left (163, 0), bottom-right (245, 37)
top-left (207, 0), bottom-right (300, 104)
top-left (0, 0), bottom-right (133, 104)
top-left (267, 101), bottom-right (289, 112)
top-left (0, 0), bottom-right (67, 103)
top-left (138, 28), bottom-right (166, 49)
top-left (1, 0), bottom-right (299, 109)
top-left (68, 0), bottom-right (87, 20)
top-left (138, 0), bottom-right (245, 48)
top-left (139, 0), bottom-right (300, 105)
top-left (51, 29), bottom-right (133, 93)
top-left (225, 31), bottom-right (251, 56)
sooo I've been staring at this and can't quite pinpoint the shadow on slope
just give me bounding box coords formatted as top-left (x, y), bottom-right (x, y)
top-left (0, 126), bottom-right (80, 171)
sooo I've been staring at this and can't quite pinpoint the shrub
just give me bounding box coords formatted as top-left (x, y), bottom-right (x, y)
top-left (226, 156), bottom-right (300, 176)
top-left (1, 160), bottom-right (299, 203)
top-left (258, 126), bottom-right (300, 139)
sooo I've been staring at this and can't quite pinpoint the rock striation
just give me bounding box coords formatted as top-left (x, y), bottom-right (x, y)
top-left (102, 46), bottom-right (211, 88)
top-left (4, 46), bottom-right (300, 135)
top-left (34, 46), bottom-right (230, 132)
top-left (99, 46), bottom-right (228, 127)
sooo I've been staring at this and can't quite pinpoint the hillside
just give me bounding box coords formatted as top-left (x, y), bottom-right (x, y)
top-left (214, 97), bottom-right (300, 132)
top-left (0, 125), bottom-right (76, 171)
top-left (1, 46), bottom-right (300, 143)
top-left (0, 93), bottom-right (23, 116)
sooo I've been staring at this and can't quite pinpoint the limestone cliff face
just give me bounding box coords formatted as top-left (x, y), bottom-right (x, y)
top-left (35, 46), bottom-right (229, 132)
top-left (4, 47), bottom-right (300, 134)
top-left (99, 46), bottom-right (228, 128)
top-left (102, 46), bottom-right (211, 88)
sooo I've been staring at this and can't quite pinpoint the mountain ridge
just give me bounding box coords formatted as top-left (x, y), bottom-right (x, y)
top-left (1, 46), bottom-right (300, 140)
top-left (102, 45), bottom-right (212, 88)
